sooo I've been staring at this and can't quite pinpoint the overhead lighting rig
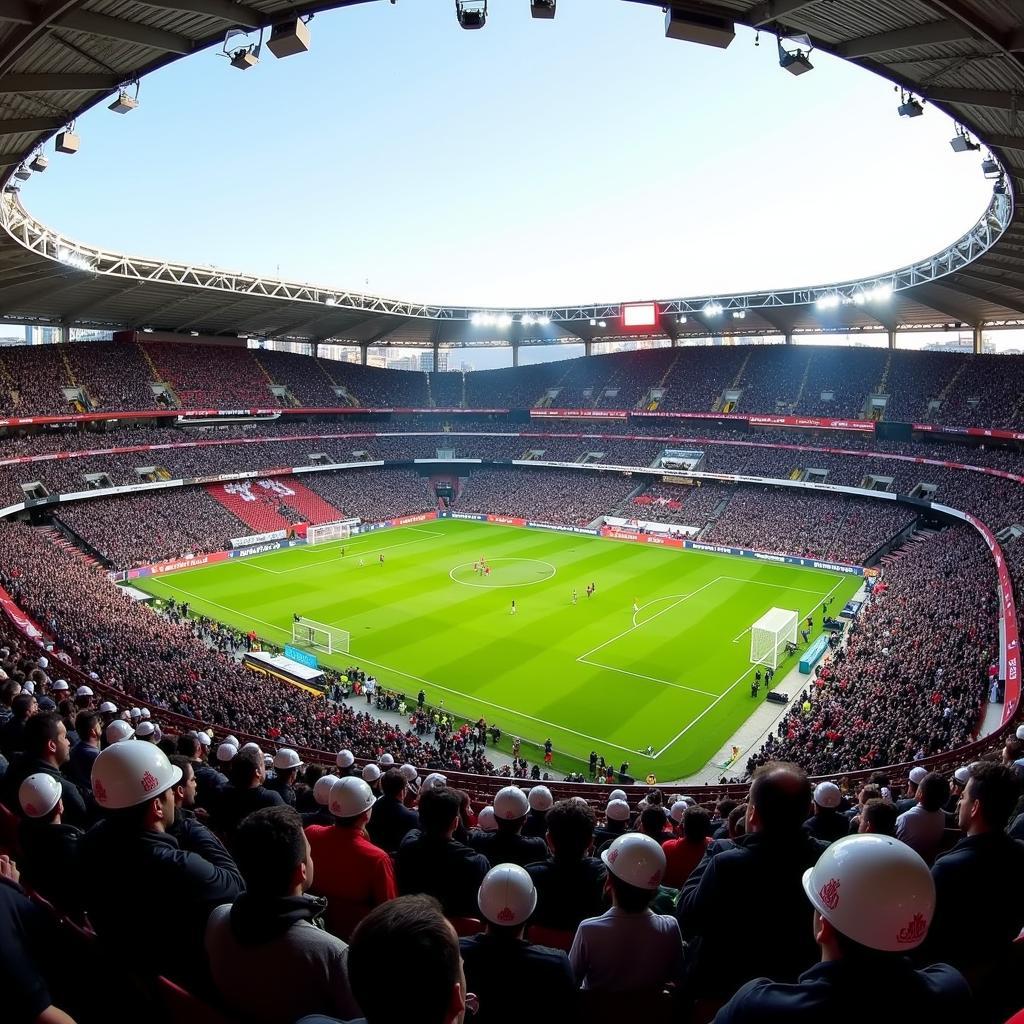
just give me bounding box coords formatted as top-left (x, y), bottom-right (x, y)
top-left (531, 0), bottom-right (556, 17)
top-left (456, 0), bottom-right (487, 30)
top-left (13, 164), bottom-right (31, 181)
top-left (267, 17), bottom-right (311, 59)
top-left (982, 155), bottom-right (1001, 180)
top-left (109, 82), bottom-right (139, 114)
top-left (224, 28), bottom-right (263, 70)
top-left (950, 125), bottom-right (979, 153)
top-left (29, 151), bottom-right (48, 172)
top-left (897, 90), bottom-right (923, 118)
top-left (55, 124), bottom-right (80, 154)
top-left (777, 33), bottom-right (813, 76)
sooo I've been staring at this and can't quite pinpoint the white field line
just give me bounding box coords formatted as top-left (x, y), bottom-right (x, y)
top-left (655, 576), bottom-right (851, 758)
top-left (718, 576), bottom-right (832, 596)
top-left (144, 578), bottom-right (646, 757)
top-left (730, 576), bottom-right (848, 644)
top-left (578, 658), bottom-right (720, 698)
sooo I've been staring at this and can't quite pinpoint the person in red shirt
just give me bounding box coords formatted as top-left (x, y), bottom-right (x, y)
top-left (661, 803), bottom-right (712, 889)
top-left (306, 776), bottom-right (397, 938)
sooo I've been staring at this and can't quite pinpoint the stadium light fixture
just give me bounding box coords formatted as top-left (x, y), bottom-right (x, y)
top-left (13, 164), bottom-right (31, 181)
top-left (777, 34), bottom-right (813, 76)
top-left (678, 315), bottom-right (687, 324)
top-left (108, 82), bottom-right (139, 114)
top-left (224, 28), bottom-right (262, 70)
top-left (703, 302), bottom-right (723, 317)
top-left (950, 125), bottom-right (979, 153)
top-left (897, 91), bottom-right (923, 118)
top-left (531, 1), bottom-right (556, 18)
top-left (142, 326), bottom-right (154, 333)
top-left (815, 294), bottom-right (841, 311)
top-left (189, 330), bottom-right (200, 336)
top-left (982, 155), bottom-right (1001, 179)
top-left (324, 297), bottom-right (337, 306)
top-left (598, 320), bottom-right (607, 328)
top-left (55, 126), bottom-right (79, 154)
top-left (456, 0), bottom-right (487, 30)
top-left (732, 310), bottom-right (746, 319)
top-left (537, 315), bottom-right (550, 326)
top-left (267, 17), bottom-right (311, 59)
top-left (57, 247), bottom-right (94, 271)
top-left (589, 319), bottom-right (597, 326)
top-left (29, 151), bottom-right (48, 173)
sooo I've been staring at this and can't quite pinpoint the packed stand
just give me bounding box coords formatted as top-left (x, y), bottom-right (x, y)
top-left (303, 468), bottom-right (436, 523)
top-left (144, 342), bottom-right (281, 409)
top-left (254, 349), bottom-right (348, 407)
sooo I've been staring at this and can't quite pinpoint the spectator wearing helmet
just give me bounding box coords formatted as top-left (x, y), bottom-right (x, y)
top-left (526, 798), bottom-right (607, 932)
top-left (396, 787), bottom-right (489, 918)
top-left (804, 782), bottom-right (848, 844)
top-left (303, 773), bottom-right (339, 828)
top-left (923, 762), bottom-right (1024, 1019)
top-left (523, 785), bottom-right (552, 839)
top-left (361, 762), bottom-right (383, 798)
top-left (460, 865), bottom-right (576, 1024)
top-left (267, 748), bottom-right (303, 806)
top-left (569, 832), bottom-right (684, 993)
top-left (712, 834), bottom-right (971, 1023)
top-left (662, 805), bottom-right (712, 890)
top-left (858, 798), bottom-right (898, 837)
top-left (17, 772), bottom-right (83, 918)
top-left (367, 768), bottom-right (418, 854)
top-left (677, 763), bottom-right (828, 1007)
top-left (471, 786), bottom-right (547, 868)
top-left (79, 741), bottom-right (244, 984)
top-left (176, 732), bottom-right (226, 812)
top-left (63, 710), bottom-right (102, 793)
top-left (593, 797), bottom-right (630, 851)
top-left (212, 746), bottom-right (284, 842)
top-left (0, 856), bottom-right (78, 1024)
top-left (335, 749), bottom-right (356, 778)
top-left (896, 772), bottom-right (950, 865)
top-left (896, 765), bottom-right (929, 813)
top-left (298, 895), bottom-right (468, 1024)
top-left (0, 691), bottom-right (37, 759)
top-left (306, 776), bottom-right (397, 937)
top-left (0, 712), bottom-right (87, 828)
top-left (206, 806), bottom-right (360, 1024)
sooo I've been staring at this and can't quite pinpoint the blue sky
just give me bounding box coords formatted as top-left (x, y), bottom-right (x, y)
top-left (28, 0), bottom-right (991, 309)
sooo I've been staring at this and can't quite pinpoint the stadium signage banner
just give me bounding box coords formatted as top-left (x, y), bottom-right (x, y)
top-left (525, 520), bottom-right (600, 536)
top-left (358, 512), bottom-right (440, 533)
top-left (529, 409), bottom-right (630, 419)
top-left (913, 423), bottom-right (1024, 443)
top-left (0, 585), bottom-right (44, 639)
top-left (487, 515), bottom-right (527, 527)
top-left (448, 512), bottom-right (487, 522)
top-left (230, 529), bottom-right (287, 548)
top-left (746, 415), bottom-right (875, 432)
top-left (682, 540), bottom-right (864, 575)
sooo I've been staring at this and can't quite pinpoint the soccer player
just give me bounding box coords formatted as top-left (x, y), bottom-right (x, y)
top-left (572, 589), bottom-right (577, 605)
top-left (359, 558), bottom-right (365, 567)
top-left (632, 598), bottom-right (639, 614)
top-left (510, 600), bottom-right (517, 615)
top-left (379, 553), bottom-right (385, 566)
top-left (340, 547), bottom-right (345, 558)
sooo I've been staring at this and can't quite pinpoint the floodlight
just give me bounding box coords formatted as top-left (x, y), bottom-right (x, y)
top-left (55, 128), bottom-right (80, 154)
top-left (13, 164), bottom-right (31, 181)
top-left (732, 310), bottom-right (746, 319)
top-left (898, 95), bottom-right (923, 118)
top-left (815, 294), bottom-right (840, 311)
top-left (537, 315), bottom-right (550, 326)
top-left (703, 302), bottom-right (723, 317)
top-left (598, 320), bottom-right (607, 328)
top-left (950, 126), bottom-right (979, 153)
top-left (3, 184), bottom-right (18, 195)
top-left (665, 7), bottom-right (734, 48)
top-left (230, 48), bottom-right (259, 69)
top-left (29, 152), bottom-right (48, 173)
top-left (267, 18), bottom-right (310, 58)
top-left (521, 314), bottom-right (535, 326)
top-left (871, 284), bottom-right (892, 301)
top-left (189, 330), bottom-right (200, 336)
top-left (531, 1), bottom-right (555, 18)
top-left (325, 297), bottom-right (337, 306)
top-left (678, 315), bottom-right (687, 324)
top-left (456, 0), bottom-right (487, 29)
top-left (982, 156), bottom-right (1001, 179)
top-left (142, 326), bottom-right (154, 333)
top-left (108, 84), bottom-right (139, 113)
top-left (496, 314), bottom-right (512, 328)
top-left (589, 319), bottom-right (596, 326)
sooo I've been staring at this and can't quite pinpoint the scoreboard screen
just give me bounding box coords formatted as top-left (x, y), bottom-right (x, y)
top-left (622, 302), bottom-right (657, 327)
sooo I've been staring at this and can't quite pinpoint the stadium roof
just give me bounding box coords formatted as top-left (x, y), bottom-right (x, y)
top-left (0, 0), bottom-right (1023, 346)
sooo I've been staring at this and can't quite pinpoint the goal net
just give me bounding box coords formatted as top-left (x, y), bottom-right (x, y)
top-left (291, 616), bottom-right (350, 655)
top-left (750, 607), bottom-right (799, 671)
top-left (306, 519), bottom-right (360, 546)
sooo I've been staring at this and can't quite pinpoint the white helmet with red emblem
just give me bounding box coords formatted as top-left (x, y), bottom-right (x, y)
top-left (477, 863), bottom-right (537, 927)
top-left (802, 833), bottom-right (935, 952)
top-left (91, 740), bottom-right (183, 810)
top-left (601, 832), bottom-right (666, 890)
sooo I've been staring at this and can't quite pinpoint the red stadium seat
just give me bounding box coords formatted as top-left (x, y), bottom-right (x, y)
top-left (527, 924), bottom-right (574, 951)
top-left (449, 915), bottom-right (483, 937)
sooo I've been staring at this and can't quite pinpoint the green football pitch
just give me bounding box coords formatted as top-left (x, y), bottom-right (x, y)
top-left (131, 520), bottom-right (860, 780)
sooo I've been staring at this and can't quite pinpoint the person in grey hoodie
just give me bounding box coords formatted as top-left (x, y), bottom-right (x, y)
top-left (206, 805), bottom-right (361, 1024)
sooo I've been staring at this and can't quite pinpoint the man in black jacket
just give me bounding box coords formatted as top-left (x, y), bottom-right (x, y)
top-left (396, 786), bottom-right (489, 918)
top-left (0, 712), bottom-right (88, 827)
top-left (367, 768), bottom-right (418, 853)
top-left (713, 834), bottom-right (971, 1023)
top-left (213, 746), bottom-right (284, 842)
top-left (177, 732), bottom-right (226, 812)
top-left (803, 781), bottom-right (849, 844)
top-left (677, 762), bottom-right (827, 1006)
top-left (922, 761), bottom-right (1024, 1021)
top-left (79, 740), bottom-right (244, 985)
top-left (526, 798), bottom-right (606, 932)
top-left (471, 786), bottom-right (547, 868)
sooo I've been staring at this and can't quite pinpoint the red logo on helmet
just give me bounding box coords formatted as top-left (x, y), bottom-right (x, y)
top-left (819, 878), bottom-right (840, 910)
top-left (607, 849), bottom-right (619, 864)
top-left (94, 779), bottom-right (107, 803)
top-left (141, 770), bottom-right (159, 793)
top-left (897, 913), bottom-right (927, 944)
top-left (497, 907), bottom-right (515, 923)
top-left (24, 802), bottom-right (36, 816)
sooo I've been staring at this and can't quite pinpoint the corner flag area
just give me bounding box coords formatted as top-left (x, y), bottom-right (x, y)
top-left (133, 519), bottom-right (860, 779)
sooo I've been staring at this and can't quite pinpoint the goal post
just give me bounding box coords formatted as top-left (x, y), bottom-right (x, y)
top-left (306, 518), bottom-right (361, 546)
top-left (750, 607), bottom-right (799, 671)
top-left (291, 616), bottom-right (350, 655)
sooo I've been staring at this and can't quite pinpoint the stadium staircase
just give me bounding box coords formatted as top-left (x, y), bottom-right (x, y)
top-left (38, 522), bottom-right (108, 570)
top-left (791, 350), bottom-right (813, 409)
top-left (878, 526), bottom-right (937, 569)
top-left (135, 342), bottom-right (179, 407)
top-left (205, 476), bottom-right (343, 533)
top-left (936, 361), bottom-right (968, 410)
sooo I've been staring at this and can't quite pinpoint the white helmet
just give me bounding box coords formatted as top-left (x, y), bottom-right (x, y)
top-left (19, 773), bottom-right (62, 819)
top-left (399, 763), bottom-right (418, 783)
top-left (1016, 725), bottom-right (1024, 741)
top-left (477, 806), bottom-right (498, 831)
top-left (329, 776), bottom-right (376, 819)
top-left (22, 681), bottom-right (34, 696)
top-left (802, 834), bottom-right (935, 952)
top-left (75, 685), bottom-right (93, 698)
top-left (669, 800), bottom-right (689, 824)
top-left (421, 772), bottom-right (448, 792)
top-left (605, 798), bottom-right (630, 822)
top-left (216, 742), bottom-right (238, 763)
top-left (528, 785), bottom-right (553, 812)
top-left (135, 721), bottom-right (156, 739)
top-left (224, 735), bottom-right (240, 747)
top-left (313, 773), bottom-right (340, 807)
top-left (813, 782), bottom-right (842, 809)
top-left (52, 680), bottom-right (69, 692)
top-left (908, 766), bottom-right (928, 786)
top-left (129, 708), bottom-right (142, 720)
top-left (140, 708), bottom-right (151, 720)
top-left (494, 786), bottom-right (530, 820)
top-left (953, 766), bottom-right (971, 786)
top-left (240, 742), bottom-right (262, 757)
top-left (91, 741), bottom-right (183, 810)
top-left (378, 753), bottom-right (395, 767)
top-left (609, 788), bottom-right (627, 802)
top-left (336, 749), bottom-right (355, 769)
top-left (273, 748), bottom-right (303, 771)
top-left (105, 720), bottom-right (135, 744)
top-left (477, 864), bottom-right (537, 927)
top-left (98, 701), bottom-right (117, 715)
top-left (601, 832), bottom-right (666, 890)
top-left (196, 731), bottom-right (211, 748)
top-left (361, 763), bottom-right (382, 784)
